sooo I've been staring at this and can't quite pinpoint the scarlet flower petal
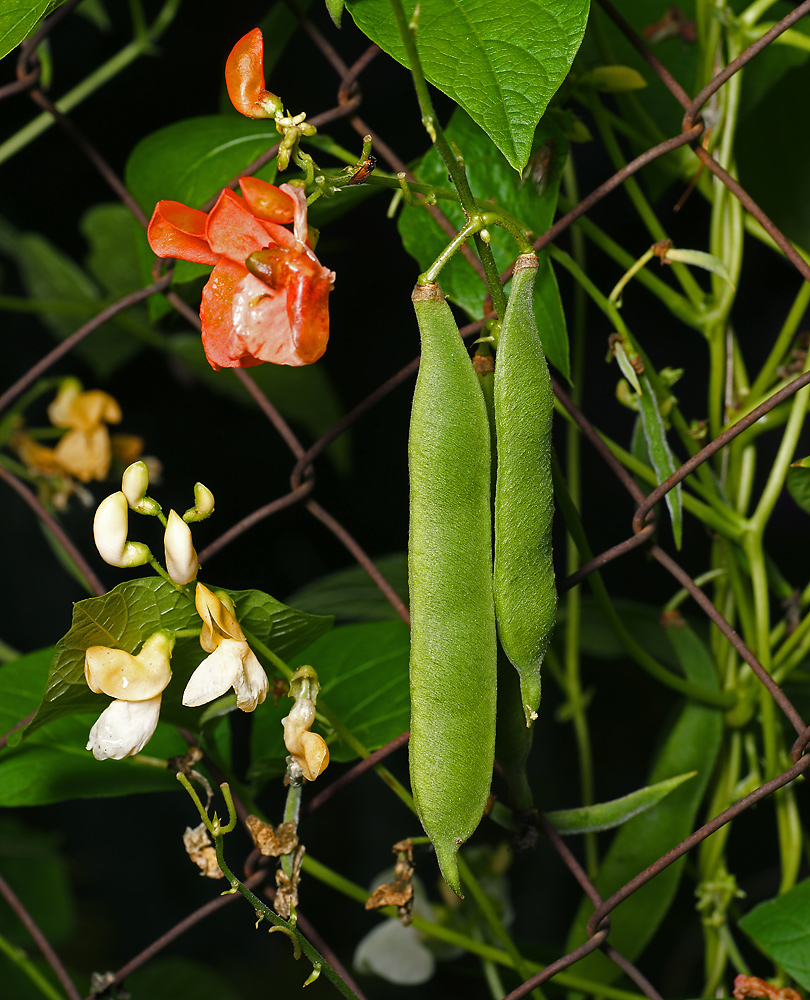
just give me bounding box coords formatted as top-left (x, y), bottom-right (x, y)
top-left (200, 259), bottom-right (265, 370)
top-left (239, 177), bottom-right (296, 224)
top-left (147, 202), bottom-right (219, 265)
top-left (225, 29), bottom-right (279, 119)
top-left (206, 189), bottom-right (275, 263)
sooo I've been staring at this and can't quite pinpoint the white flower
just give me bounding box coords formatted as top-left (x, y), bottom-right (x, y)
top-left (93, 492), bottom-right (150, 568)
top-left (87, 696), bottom-right (163, 760)
top-left (84, 632), bottom-right (174, 760)
top-left (164, 509), bottom-right (199, 585)
top-left (182, 584), bottom-right (268, 712)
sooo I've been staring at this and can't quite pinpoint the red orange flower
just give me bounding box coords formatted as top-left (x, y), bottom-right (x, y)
top-left (147, 178), bottom-right (335, 370)
top-left (225, 28), bottom-right (282, 120)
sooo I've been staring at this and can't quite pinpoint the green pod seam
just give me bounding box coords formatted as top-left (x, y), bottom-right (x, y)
top-left (408, 282), bottom-right (497, 896)
top-left (494, 253), bottom-right (556, 726)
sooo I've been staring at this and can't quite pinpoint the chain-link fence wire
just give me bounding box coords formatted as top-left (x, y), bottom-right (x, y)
top-left (2, 1), bottom-right (810, 998)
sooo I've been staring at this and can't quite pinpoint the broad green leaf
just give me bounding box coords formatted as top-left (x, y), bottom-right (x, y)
top-left (80, 203), bottom-right (145, 298)
top-left (125, 115), bottom-right (281, 305)
top-left (788, 457), bottom-right (810, 515)
top-left (324, 0), bottom-right (344, 28)
top-left (125, 957), bottom-right (245, 1000)
top-left (286, 553), bottom-right (409, 622)
top-left (546, 771), bottom-right (696, 834)
top-left (0, 815), bottom-right (75, 941)
top-left (21, 578), bottom-right (332, 738)
top-left (0, 649), bottom-right (185, 804)
top-left (0, 0), bottom-right (52, 63)
top-left (250, 621), bottom-right (410, 773)
top-left (739, 877), bottom-right (810, 989)
top-left (397, 109), bottom-right (570, 376)
top-left (0, 217), bottom-right (141, 376)
top-left (637, 374), bottom-right (683, 548)
top-left (165, 334), bottom-right (349, 473)
top-left (663, 248), bottom-right (735, 289)
top-left (565, 616), bottom-right (722, 982)
top-left (344, 0), bottom-right (590, 172)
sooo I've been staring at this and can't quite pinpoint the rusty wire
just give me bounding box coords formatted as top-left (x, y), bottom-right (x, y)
top-left (2, 1), bottom-right (810, 998)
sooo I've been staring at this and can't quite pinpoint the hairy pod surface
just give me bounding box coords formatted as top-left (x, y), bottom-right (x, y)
top-left (494, 253), bottom-right (556, 726)
top-left (408, 282), bottom-right (497, 896)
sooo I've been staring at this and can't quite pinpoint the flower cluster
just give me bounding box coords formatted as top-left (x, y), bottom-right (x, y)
top-left (85, 584), bottom-right (270, 760)
top-left (147, 28), bottom-right (334, 372)
top-left (148, 178), bottom-right (334, 371)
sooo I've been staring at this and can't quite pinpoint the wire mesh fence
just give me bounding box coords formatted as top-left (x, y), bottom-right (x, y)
top-left (2, 1), bottom-right (810, 998)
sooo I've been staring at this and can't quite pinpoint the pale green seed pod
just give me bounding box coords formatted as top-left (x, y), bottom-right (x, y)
top-left (493, 252), bottom-right (556, 726)
top-left (408, 282), bottom-right (497, 897)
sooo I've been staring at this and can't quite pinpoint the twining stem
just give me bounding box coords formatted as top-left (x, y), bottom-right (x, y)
top-left (387, 0), bottom-right (508, 317)
top-left (175, 775), bottom-right (360, 999)
top-left (0, 932), bottom-right (66, 1000)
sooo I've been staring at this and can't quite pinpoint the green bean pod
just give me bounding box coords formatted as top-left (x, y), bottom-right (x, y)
top-left (494, 252), bottom-right (556, 726)
top-left (408, 282), bottom-right (497, 896)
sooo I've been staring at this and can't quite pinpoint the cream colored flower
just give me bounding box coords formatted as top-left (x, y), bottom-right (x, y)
top-left (282, 665), bottom-right (329, 782)
top-left (48, 379), bottom-right (121, 483)
top-left (93, 492), bottom-right (150, 568)
top-left (85, 632), bottom-right (174, 760)
top-left (164, 510), bottom-right (199, 585)
top-left (183, 584), bottom-right (268, 711)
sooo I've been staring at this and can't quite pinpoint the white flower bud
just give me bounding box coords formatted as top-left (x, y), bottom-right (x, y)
top-left (164, 509), bottom-right (199, 585)
top-left (183, 482), bottom-right (215, 523)
top-left (93, 492), bottom-right (150, 568)
top-left (122, 461), bottom-right (149, 506)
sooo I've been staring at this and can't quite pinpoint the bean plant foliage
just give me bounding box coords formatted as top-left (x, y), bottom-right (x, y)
top-left (2, 1), bottom-right (810, 999)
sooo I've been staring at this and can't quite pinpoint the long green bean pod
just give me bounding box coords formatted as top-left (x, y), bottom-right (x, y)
top-left (494, 252), bottom-right (556, 726)
top-left (408, 282), bottom-right (498, 896)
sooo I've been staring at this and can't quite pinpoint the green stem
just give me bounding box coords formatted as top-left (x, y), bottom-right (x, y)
top-left (587, 93), bottom-right (704, 306)
top-left (302, 857), bottom-right (647, 1000)
top-left (281, 781), bottom-right (303, 880)
top-left (387, 0), bottom-right (507, 317)
top-left (0, 0), bottom-right (183, 166)
top-left (213, 841), bottom-right (360, 999)
top-left (457, 855), bottom-right (545, 1000)
top-left (0, 933), bottom-right (66, 1000)
top-left (551, 454), bottom-right (736, 707)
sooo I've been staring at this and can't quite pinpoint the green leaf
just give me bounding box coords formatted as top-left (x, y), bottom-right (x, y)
top-left (397, 109), bottom-right (570, 377)
top-left (787, 457), bottom-right (810, 515)
top-left (739, 877), bottom-right (810, 989)
top-left (165, 334), bottom-right (349, 473)
top-left (0, 649), bottom-right (185, 804)
top-left (125, 957), bottom-right (245, 1000)
top-left (546, 771), bottom-right (697, 834)
top-left (557, 596), bottom-right (681, 667)
top-left (125, 114), bottom-right (280, 296)
top-left (0, 216), bottom-right (142, 376)
top-left (250, 621), bottom-right (410, 774)
top-left (344, 0), bottom-right (590, 172)
top-left (80, 203), bottom-right (145, 298)
top-left (0, 1), bottom-right (51, 63)
top-left (663, 247), bottom-right (735, 289)
top-left (325, 0), bottom-right (344, 28)
top-left (565, 617), bottom-right (723, 982)
top-left (0, 815), bottom-right (75, 942)
top-left (286, 553), bottom-right (409, 622)
top-left (21, 578), bottom-right (333, 738)
top-left (637, 374), bottom-right (683, 548)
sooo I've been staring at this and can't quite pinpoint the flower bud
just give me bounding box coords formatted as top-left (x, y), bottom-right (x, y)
top-left (121, 462), bottom-right (163, 515)
top-left (164, 510), bottom-right (199, 585)
top-left (93, 492), bottom-right (151, 568)
top-left (183, 482), bottom-right (215, 523)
